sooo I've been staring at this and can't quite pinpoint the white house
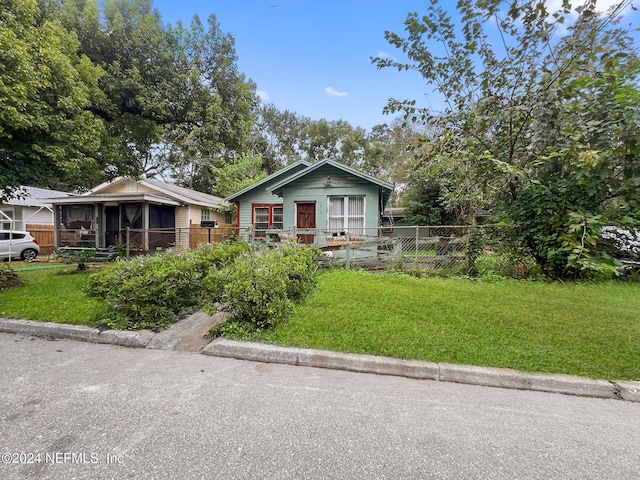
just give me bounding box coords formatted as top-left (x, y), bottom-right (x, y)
top-left (1, 186), bottom-right (70, 230)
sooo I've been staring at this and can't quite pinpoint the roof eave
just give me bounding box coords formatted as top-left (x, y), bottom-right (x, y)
top-left (269, 159), bottom-right (394, 193)
top-left (42, 193), bottom-right (182, 207)
top-left (225, 160), bottom-right (312, 202)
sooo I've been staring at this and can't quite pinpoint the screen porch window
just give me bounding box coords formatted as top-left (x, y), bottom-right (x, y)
top-left (328, 196), bottom-right (364, 233)
top-left (253, 205), bottom-right (283, 239)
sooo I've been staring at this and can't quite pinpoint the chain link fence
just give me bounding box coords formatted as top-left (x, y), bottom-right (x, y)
top-left (240, 225), bottom-right (469, 271)
top-left (121, 225), bottom-right (469, 271)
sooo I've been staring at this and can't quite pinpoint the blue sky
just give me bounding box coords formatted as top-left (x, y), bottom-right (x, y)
top-left (151, 0), bottom-right (428, 131)
top-left (151, 0), bottom-right (639, 132)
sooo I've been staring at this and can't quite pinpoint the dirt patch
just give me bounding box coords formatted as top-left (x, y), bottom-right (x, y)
top-left (0, 272), bottom-right (24, 292)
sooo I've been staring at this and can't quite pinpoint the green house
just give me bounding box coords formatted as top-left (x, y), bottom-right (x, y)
top-left (225, 159), bottom-right (393, 245)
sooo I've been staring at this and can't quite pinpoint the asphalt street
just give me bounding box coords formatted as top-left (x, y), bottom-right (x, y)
top-left (1, 333), bottom-right (639, 480)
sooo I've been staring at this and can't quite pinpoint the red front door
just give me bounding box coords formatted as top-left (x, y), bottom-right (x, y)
top-left (296, 203), bottom-right (316, 244)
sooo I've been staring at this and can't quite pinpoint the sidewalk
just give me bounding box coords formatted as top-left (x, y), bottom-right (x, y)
top-left (1, 314), bottom-right (639, 403)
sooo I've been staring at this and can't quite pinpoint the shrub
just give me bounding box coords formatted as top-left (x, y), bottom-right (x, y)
top-left (85, 241), bottom-right (250, 330)
top-left (203, 244), bottom-right (320, 331)
top-left (277, 243), bottom-right (321, 300)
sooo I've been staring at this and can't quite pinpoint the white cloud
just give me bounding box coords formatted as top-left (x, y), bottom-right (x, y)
top-left (256, 90), bottom-right (270, 101)
top-left (325, 86), bottom-right (348, 97)
top-left (377, 51), bottom-right (397, 61)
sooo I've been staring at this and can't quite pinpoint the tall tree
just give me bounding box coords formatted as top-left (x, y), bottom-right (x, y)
top-left (209, 153), bottom-right (266, 198)
top-left (250, 103), bottom-right (310, 173)
top-left (60, 0), bottom-right (173, 178)
top-left (249, 103), bottom-right (423, 204)
top-left (59, 1), bottom-right (258, 188)
top-left (374, 0), bottom-right (640, 277)
top-left (302, 119), bottom-right (368, 167)
top-left (166, 14), bottom-right (258, 191)
top-left (365, 118), bottom-right (423, 204)
top-left (0, 0), bottom-right (105, 201)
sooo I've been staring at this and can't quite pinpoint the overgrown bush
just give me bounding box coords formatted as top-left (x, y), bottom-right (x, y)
top-left (204, 244), bottom-right (320, 331)
top-left (466, 224), bottom-right (543, 280)
top-left (85, 241), bottom-right (250, 330)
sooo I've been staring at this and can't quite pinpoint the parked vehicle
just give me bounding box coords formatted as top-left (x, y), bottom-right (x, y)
top-left (601, 226), bottom-right (640, 276)
top-left (601, 226), bottom-right (640, 257)
top-left (0, 231), bottom-right (40, 261)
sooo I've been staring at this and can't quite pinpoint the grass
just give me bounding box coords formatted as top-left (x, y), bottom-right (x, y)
top-left (0, 266), bottom-right (108, 325)
top-left (3, 263), bottom-right (640, 381)
top-left (253, 269), bottom-right (640, 381)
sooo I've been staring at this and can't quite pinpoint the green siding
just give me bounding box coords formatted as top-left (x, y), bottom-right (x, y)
top-left (281, 167), bottom-right (381, 229)
top-left (237, 189), bottom-right (283, 231)
top-left (232, 162), bottom-right (386, 234)
top-left (232, 163), bottom-right (309, 232)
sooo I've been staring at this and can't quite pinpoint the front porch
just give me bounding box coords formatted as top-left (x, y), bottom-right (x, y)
top-left (53, 199), bottom-right (179, 251)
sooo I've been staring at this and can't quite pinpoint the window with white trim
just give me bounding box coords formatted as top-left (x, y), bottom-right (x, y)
top-left (201, 209), bottom-right (211, 223)
top-left (272, 206), bottom-right (284, 229)
top-left (328, 196), bottom-right (364, 233)
top-left (1, 209), bottom-right (14, 230)
top-left (253, 204), bottom-right (283, 239)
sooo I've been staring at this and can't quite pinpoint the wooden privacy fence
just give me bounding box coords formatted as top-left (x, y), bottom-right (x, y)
top-left (24, 224), bottom-right (237, 257)
top-left (187, 224), bottom-right (236, 249)
top-left (25, 224), bottom-right (55, 255)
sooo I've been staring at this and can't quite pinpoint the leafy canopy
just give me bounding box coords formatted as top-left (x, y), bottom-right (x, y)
top-left (374, 0), bottom-right (640, 278)
top-left (0, 0), bottom-right (105, 200)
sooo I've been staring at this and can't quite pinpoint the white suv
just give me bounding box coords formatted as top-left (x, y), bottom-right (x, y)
top-left (0, 231), bottom-right (41, 261)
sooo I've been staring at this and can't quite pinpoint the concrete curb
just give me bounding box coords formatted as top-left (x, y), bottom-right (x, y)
top-left (612, 380), bottom-right (640, 402)
top-left (0, 318), bottom-right (153, 348)
top-left (2, 317), bottom-right (639, 403)
top-left (146, 310), bottom-right (227, 351)
top-left (203, 338), bottom-right (639, 403)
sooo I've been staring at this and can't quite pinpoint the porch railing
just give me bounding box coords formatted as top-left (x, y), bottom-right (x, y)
top-left (53, 225), bottom-right (237, 255)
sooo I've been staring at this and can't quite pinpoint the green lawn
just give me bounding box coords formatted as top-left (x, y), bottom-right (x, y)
top-left (3, 265), bottom-right (640, 381)
top-left (0, 267), bottom-right (108, 325)
top-left (255, 269), bottom-right (640, 381)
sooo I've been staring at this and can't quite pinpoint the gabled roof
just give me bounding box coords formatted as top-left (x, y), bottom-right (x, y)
top-left (3, 186), bottom-right (71, 207)
top-left (225, 160), bottom-right (311, 202)
top-left (87, 177), bottom-right (227, 209)
top-left (269, 159), bottom-right (394, 194)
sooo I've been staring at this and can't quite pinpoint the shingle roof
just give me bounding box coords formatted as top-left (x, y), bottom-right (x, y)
top-left (3, 186), bottom-right (71, 206)
top-left (89, 177), bottom-right (228, 209)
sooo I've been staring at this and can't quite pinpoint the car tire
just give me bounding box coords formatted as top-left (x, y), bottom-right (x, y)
top-left (21, 248), bottom-right (38, 261)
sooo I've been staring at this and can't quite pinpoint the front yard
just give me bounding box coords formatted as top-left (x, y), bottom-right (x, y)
top-left (253, 269), bottom-right (640, 381)
top-left (2, 261), bottom-right (639, 381)
top-left (0, 266), bottom-right (108, 324)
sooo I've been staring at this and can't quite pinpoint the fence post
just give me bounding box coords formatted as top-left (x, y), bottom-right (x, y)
top-left (415, 226), bottom-right (419, 266)
top-left (126, 227), bottom-right (130, 259)
top-left (345, 231), bottom-right (351, 270)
